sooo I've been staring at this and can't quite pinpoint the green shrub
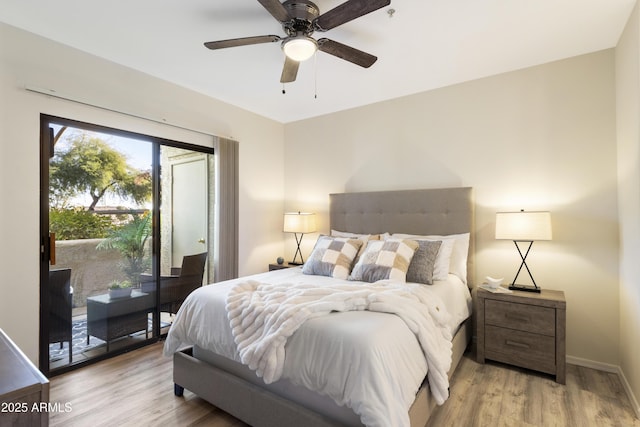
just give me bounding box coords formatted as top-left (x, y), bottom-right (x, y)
top-left (107, 280), bottom-right (132, 290)
top-left (50, 208), bottom-right (113, 240)
top-left (96, 213), bottom-right (151, 285)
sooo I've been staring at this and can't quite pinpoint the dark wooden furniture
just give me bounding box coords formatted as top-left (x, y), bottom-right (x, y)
top-left (48, 268), bottom-right (72, 364)
top-left (0, 329), bottom-right (49, 427)
top-left (86, 291), bottom-right (153, 352)
top-left (268, 262), bottom-right (297, 271)
top-left (140, 252), bottom-right (207, 315)
top-left (476, 287), bottom-right (566, 383)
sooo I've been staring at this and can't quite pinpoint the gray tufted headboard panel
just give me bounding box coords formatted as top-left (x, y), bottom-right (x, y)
top-left (330, 187), bottom-right (475, 286)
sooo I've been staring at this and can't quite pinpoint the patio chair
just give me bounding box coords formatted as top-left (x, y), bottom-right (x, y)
top-left (140, 252), bottom-right (207, 315)
top-left (49, 268), bottom-right (73, 364)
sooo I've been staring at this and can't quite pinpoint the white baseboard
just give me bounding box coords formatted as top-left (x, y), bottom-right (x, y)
top-left (618, 366), bottom-right (640, 420)
top-left (567, 355), bottom-right (619, 372)
top-left (567, 356), bottom-right (640, 419)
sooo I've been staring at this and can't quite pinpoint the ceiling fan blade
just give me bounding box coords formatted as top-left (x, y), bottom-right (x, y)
top-left (317, 38), bottom-right (377, 68)
top-left (257, 0), bottom-right (291, 22)
top-left (280, 56), bottom-right (300, 83)
top-left (204, 35), bottom-right (281, 50)
top-left (314, 0), bottom-right (390, 31)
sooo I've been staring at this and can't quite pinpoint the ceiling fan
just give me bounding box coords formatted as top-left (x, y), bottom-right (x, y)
top-left (204, 0), bottom-right (391, 83)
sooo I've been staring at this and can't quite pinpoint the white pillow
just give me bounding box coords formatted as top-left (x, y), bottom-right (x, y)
top-left (422, 238), bottom-right (454, 281)
top-left (331, 229), bottom-right (380, 242)
top-left (391, 233), bottom-right (469, 283)
top-left (424, 233), bottom-right (470, 283)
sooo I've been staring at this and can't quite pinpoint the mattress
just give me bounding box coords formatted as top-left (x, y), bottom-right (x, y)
top-left (164, 267), bottom-right (472, 427)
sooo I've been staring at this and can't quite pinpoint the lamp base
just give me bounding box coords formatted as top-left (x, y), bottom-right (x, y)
top-left (288, 261), bottom-right (303, 266)
top-left (508, 284), bottom-right (541, 293)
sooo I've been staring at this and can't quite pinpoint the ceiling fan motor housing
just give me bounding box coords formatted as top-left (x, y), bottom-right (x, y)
top-left (283, 0), bottom-right (319, 36)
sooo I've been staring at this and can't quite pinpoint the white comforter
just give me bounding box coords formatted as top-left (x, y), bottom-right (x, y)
top-left (164, 268), bottom-right (471, 427)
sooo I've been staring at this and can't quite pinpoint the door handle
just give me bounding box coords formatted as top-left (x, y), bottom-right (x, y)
top-left (198, 238), bottom-right (205, 244)
top-left (49, 232), bottom-right (56, 265)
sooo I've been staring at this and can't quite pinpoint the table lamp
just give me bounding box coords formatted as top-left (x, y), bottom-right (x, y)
top-left (495, 210), bottom-right (552, 293)
top-left (283, 212), bottom-right (316, 265)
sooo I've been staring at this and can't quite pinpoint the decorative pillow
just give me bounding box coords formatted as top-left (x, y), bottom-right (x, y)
top-left (302, 236), bottom-right (363, 280)
top-left (392, 233), bottom-right (469, 283)
top-left (331, 230), bottom-right (380, 260)
top-left (349, 239), bottom-right (419, 283)
top-left (388, 234), bottom-right (454, 281)
top-left (406, 240), bottom-right (442, 285)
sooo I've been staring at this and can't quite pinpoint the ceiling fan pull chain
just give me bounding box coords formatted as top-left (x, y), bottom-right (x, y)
top-left (314, 50), bottom-right (318, 99)
top-left (282, 83), bottom-right (286, 95)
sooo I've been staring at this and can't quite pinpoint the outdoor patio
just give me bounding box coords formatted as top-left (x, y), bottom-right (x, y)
top-left (49, 306), bottom-right (172, 369)
top-left (49, 238), bottom-right (174, 369)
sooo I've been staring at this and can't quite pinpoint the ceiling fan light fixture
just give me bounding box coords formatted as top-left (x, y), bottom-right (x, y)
top-left (282, 36), bottom-right (317, 62)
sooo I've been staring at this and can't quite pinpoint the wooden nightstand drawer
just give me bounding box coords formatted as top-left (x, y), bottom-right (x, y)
top-left (485, 325), bottom-right (556, 374)
top-left (485, 299), bottom-right (555, 336)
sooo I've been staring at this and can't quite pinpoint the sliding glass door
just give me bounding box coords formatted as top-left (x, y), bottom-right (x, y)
top-left (39, 115), bottom-right (213, 376)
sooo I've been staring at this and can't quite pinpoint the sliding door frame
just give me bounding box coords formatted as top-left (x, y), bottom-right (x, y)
top-left (39, 114), bottom-right (213, 377)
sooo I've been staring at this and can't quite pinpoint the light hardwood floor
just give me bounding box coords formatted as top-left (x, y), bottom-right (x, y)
top-left (49, 342), bottom-right (639, 427)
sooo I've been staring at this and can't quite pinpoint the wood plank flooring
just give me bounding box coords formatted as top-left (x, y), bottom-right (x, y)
top-left (49, 342), bottom-right (639, 427)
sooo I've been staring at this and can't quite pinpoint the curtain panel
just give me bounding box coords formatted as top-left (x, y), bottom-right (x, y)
top-left (213, 137), bottom-right (239, 282)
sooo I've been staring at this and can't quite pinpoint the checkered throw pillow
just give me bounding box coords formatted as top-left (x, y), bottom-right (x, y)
top-left (302, 236), bottom-right (363, 279)
top-left (349, 239), bottom-right (419, 283)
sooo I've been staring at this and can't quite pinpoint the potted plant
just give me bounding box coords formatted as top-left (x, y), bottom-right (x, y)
top-left (97, 212), bottom-right (152, 286)
top-left (108, 280), bottom-right (132, 299)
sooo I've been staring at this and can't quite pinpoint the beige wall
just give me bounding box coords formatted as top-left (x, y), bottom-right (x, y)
top-left (616, 2), bottom-right (640, 416)
top-left (0, 22), bottom-right (286, 363)
top-left (284, 50), bottom-right (620, 367)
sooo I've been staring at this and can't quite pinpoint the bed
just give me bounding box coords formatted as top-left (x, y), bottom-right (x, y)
top-left (164, 187), bottom-right (475, 427)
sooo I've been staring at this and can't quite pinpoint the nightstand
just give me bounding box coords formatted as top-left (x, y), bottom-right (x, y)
top-left (476, 286), bottom-right (566, 384)
top-left (268, 263), bottom-right (298, 271)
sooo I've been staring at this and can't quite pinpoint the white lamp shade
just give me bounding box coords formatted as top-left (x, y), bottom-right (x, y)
top-left (282, 37), bottom-right (317, 62)
top-left (495, 211), bottom-right (552, 241)
top-left (283, 212), bottom-right (317, 234)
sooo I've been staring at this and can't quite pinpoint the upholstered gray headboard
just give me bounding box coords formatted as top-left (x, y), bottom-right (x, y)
top-left (330, 187), bottom-right (475, 286)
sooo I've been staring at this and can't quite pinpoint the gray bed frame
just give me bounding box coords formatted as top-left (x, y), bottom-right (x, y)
top-left (173, 187), bottom-right (475, 427)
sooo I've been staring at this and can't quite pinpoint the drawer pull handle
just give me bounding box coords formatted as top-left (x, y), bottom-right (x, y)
top-left (505, 313), bottom-right (529, 322)
top-left (505, 340), bottom-right (530, 349)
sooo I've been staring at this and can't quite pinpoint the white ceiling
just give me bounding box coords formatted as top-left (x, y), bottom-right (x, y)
top-left (0, 0), bottom-right (636, 123)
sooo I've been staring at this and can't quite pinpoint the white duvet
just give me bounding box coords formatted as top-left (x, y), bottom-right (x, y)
top-left (164, 267), bottom-right (472, 427)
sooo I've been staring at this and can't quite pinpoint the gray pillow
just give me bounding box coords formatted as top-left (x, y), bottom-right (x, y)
top-left (406, 240), bottom-right (442, 285)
